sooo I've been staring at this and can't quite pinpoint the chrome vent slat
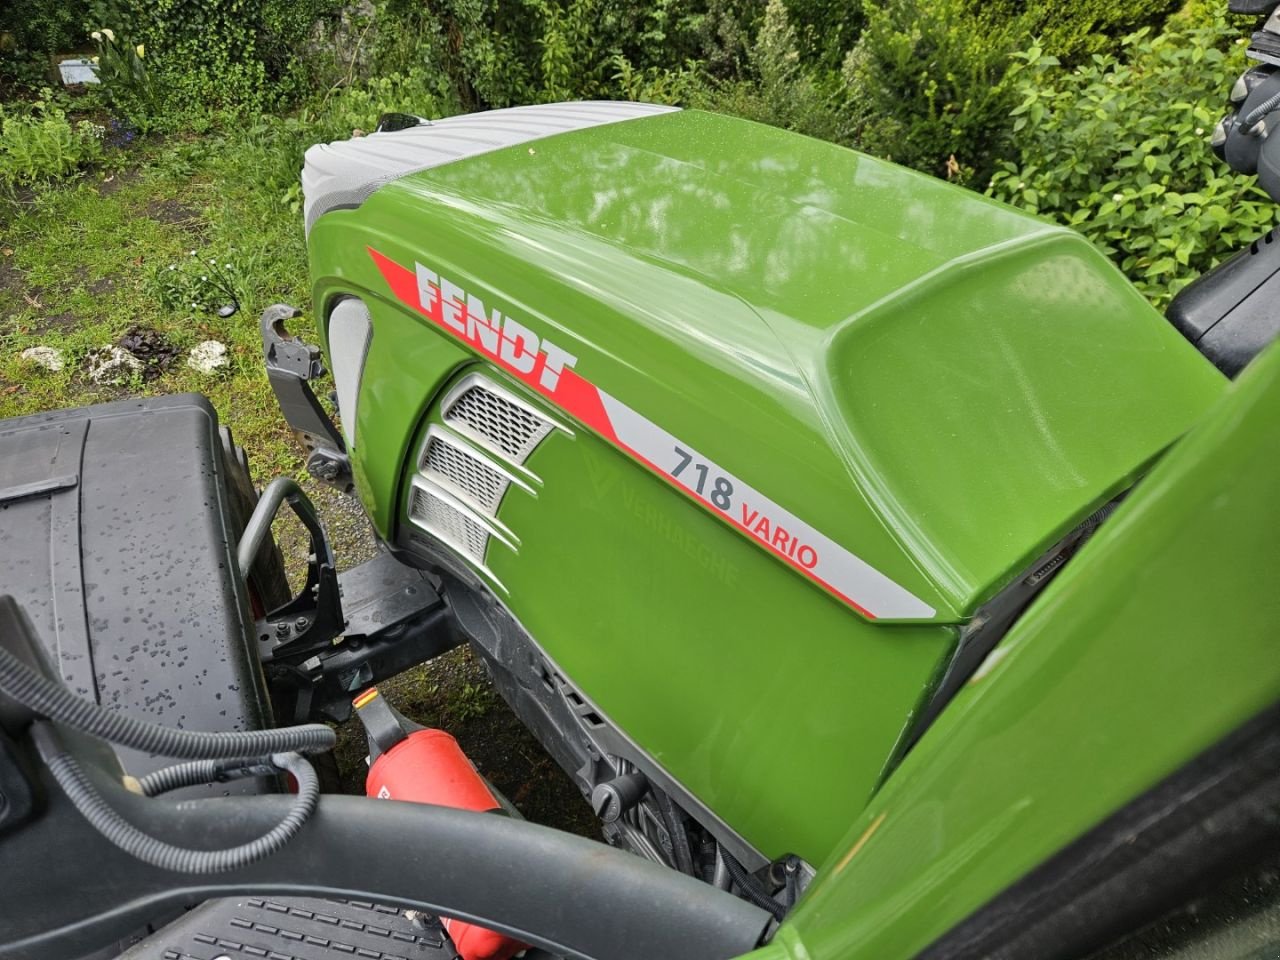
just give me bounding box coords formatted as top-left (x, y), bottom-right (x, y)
top-left (409, 487), bottom-right (490, 563)
top-left (421, 435), bottom-right (510, 515)
top-left (444, 384), bottom-right (554, 463)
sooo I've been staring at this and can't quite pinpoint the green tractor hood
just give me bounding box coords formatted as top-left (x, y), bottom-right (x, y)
top-left (307, 105), bottom-right (1223, 624)
top-left (303, 102), bottom-right (1227, 863)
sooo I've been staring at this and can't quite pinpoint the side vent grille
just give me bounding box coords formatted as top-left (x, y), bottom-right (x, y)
top-left (444, 384), bottom-right (553, 463)
top-left (407, 375), bottom-right (557, 575)
top-left (409, 486), bottom-right (490, 564)
top-left (421, 435), bottom-right (509, 515)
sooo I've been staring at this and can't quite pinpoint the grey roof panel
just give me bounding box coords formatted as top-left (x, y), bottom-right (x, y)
top-left (302, 100), bottom-right (679, 233)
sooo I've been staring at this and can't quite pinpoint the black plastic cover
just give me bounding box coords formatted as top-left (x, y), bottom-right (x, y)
top-left (0, 394), bottom-right (271, 793)
top-left (1167, 226), bottom-right (1280, 376)
top-left (1230, 0), bottom-right (1278, 14)
top-left (118, 895), bottom-right (462, 960)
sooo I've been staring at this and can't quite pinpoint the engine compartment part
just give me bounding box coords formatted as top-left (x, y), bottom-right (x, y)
top-left (0, 393), bottom-right (274, 794)
top-left (1167, 226), bottom-right (1280, 376)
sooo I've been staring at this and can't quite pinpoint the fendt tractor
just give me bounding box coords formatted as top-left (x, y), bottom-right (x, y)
top-left (2, 1), bottom-right (1280, 958)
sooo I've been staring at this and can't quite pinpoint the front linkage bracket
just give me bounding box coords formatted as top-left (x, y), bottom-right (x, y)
top-left (238, 479), bottom-right (461, 724)
top-left (261, 304), bottom-right (353, 493)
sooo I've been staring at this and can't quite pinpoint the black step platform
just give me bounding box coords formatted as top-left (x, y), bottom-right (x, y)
top-left (120, 896), bottom-right (460, 960)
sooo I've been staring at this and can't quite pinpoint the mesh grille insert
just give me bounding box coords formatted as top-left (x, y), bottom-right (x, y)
top-left (421, 436), bottom-right (509, 515)
top-left (444, 384), bottom-right (553, 463)
top-left (409, 487), bottom-right (489, 563)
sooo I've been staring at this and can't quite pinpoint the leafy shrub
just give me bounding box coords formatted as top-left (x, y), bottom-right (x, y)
top-left (987, 16), bottom-right (1274, 306)
top-left (842, 0), bottom-right (1031, 183)
top-left (974, 0), bottom-right (1183, 63)
top-left (691, 0), bottom-right (841, 140)
top-left (89, 0), bottom-right (344, 127)
top-left (0, 94), bottom-right (104, 185)
top-left (362, 0), bottom-right (764, 111)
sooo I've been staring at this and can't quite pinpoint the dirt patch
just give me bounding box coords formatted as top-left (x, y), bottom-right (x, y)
top-left (0, 257), bottom-right (24, 314)
top-left (118, 325), bottom-right (180, 381)
top-left (0, 260), bottom-right (77, 337)
top-left (27, 312), bottom-right (79, 337)
top-left (96, 167), bottom-right (141, 198)
top-left (144, 197), bottom-right (200, 226)
top-left (87, 276), bottom-right (115, 297)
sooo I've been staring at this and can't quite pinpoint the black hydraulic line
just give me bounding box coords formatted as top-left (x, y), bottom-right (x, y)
top-left (655, 788), bottom-right (696, 876)
top-left (34, 725), bottom-right (320, 874)
top-left (0, 642), bottom-right (334, 760)
top-left (722, 848), bottom-right (787, 922)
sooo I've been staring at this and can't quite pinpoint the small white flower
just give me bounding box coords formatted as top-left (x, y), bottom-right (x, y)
top-left (102, 28), bottom-right (115, 41)
top-left (1017, 181), bottom-right (1026, 190)
top-left (1112, 192), bottom-right (1124, 203)
top-left (91, 30), bottom-right (102, 40)
top-left (1195, 127), bottom-right (1204, 136)
top-left (200, 275), bottom-right (207, 281)
top-left (168, 264), bottom-right (176, 271)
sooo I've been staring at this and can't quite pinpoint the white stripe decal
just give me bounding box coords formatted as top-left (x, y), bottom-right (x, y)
top-left (597, 392), bottom-right (936, 620)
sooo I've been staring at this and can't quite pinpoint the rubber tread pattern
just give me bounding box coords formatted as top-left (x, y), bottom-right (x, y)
top-left (125, 896), bottom-right (460, 960)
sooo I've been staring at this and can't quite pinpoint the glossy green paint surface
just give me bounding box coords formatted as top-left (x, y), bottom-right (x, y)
top-left (304, 107), bottom-right (1227, 863)
top-left (311, 109), bottom-right (1222, 621)
top-left (414, 365), bottom-right (959, 862)
top-left (767, 340), bottom-right (1280, 958)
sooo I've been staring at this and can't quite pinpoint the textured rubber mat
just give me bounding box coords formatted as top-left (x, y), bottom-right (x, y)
top-left (122, 896), bottom-right (461, 960)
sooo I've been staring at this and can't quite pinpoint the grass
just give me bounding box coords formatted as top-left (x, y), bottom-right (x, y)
top-left (0, 127), bottom-right (317, 478)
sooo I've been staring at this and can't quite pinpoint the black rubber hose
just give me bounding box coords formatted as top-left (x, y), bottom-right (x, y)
top-left (0, 643), bottom-right (334, 760)
top-left (722, 848), bottom-right (787, 922)
top-left (136, 758), bottom-right (280, 797)
top-left (34, 725), bottom-right (320, 874)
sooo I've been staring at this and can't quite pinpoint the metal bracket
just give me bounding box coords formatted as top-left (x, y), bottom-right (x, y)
top-left (240, 478), bottom-right (346, 667)
top-left (261, 304), bottom-right (353, 493)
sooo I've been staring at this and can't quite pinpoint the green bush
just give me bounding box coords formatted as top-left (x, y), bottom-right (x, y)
top-left (690, 0), bottom-right (841, 140)
top-left (360, 0), bottom-right (764, 111)
top-left (975, 0), bottom-right (1183, 63)
top-left (0, 94), bottom-right (104, 185)
top-left (988, 15), bottom-right (1273, 306)
top-left (88, 0), bottom-right (344, 127)
top-left (842, 0), bottom-right (1030, 183)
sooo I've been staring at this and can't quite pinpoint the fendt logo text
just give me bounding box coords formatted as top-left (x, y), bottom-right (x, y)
top-left (415, 263), bottom-right (578, 393)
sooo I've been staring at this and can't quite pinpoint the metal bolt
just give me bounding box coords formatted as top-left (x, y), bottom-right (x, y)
top-left (294, 617), bottom-right (310, 631)
top-left (274, 622), bottom-right (290, 638)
